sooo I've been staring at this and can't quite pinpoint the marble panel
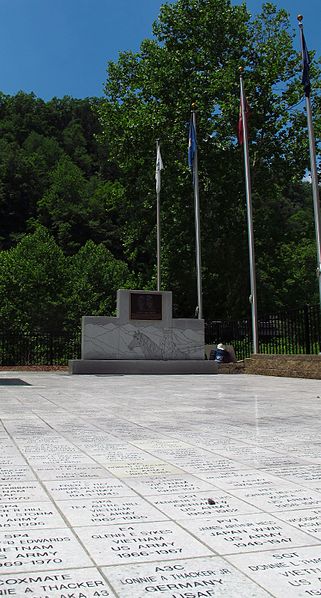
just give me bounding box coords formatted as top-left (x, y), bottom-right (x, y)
top-left (19, 443), bottom-right (82, 455)
top-left (196, 437), bottom-right (246, 450)
top-left (257, 454), bottom-right (312, 468)
top-left (0, 481), bottom-right (48, 503)
top-left (0, 441), bottom-right (22, 453)
top-left (94, 448), bottom-right (158, 465)
top-left (102, 555), bottom-right (276, 597)
top-left (56, 496), bottom-right (168, 526)
top-left (0, 528), bottom-right (92, 573)
top-left (232, 486), bottom-right (321, 512)
top-left (149, 491), bottom-right (259, 519)
top-left (130, 439), bottom-right (190, 451)
top-left (76, 521), bottom-right (212, 566)
top-left (44, 478), bottom-right (137, 500)
top-left (13, 437), bottom-right (65, 446)
top-left (270, 445), bottom-right (321, 463)
top-left (82, 314), bottom-right (204, 360)
top-left (26, 453), bottom-right (95, 465)
top-left (0, 502), bottom-right (66, 531)
top-left (172, 455), bottom-right (251, 476)
top-left (211, 445), bottom-right (283, 465)
top-left (276, 509), bottom-right (321, 540)
top-left (0, 455), bottom-right (27, 467)
top-left (202, 469), bottom-right (295, 491)
top-left (3, 421), bottom-right (52, 435)
top-left (72, 440), bottom-right (135, 455)
top-left (0, 568), bottom-right (116, 597)
top-left (125, 475), bottom-right (217, 496)
top-left (148, 447), bottom-right (211, 461)
top-left (180, 512), bottom-right (319, 555)
top-left (104, 461), bottom-right (183, 478)
top-left (227, 545), bottom-right (321, 597)
top-left (32, 463), bottom-right (109, 481)
top-left (0, 466), bottom-right (36, 482)
top-left (267, 464), bottom-right (321, 487)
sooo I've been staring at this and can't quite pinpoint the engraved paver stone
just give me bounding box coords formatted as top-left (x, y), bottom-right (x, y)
top-left (232, 486), bottom-right (321, 512)
top-left (32, 464), bottom-right (110, 481)
top-left (0, 482), bottom-right (49, 503)
top-left (179, 512), bottom-right (320, 555)
top-left (44, 478), bottom-right (137, 499)
top-left (76, 522), bottom-right (212, 566)
top-left (57, 496), bottom-right (168, 526)
top-left (276, 508), bottom-right (321, 540)
top-left (102, 556), bottom-right (271, 597)
top-left (104, 462), bottom-right (183, 478)
top-left (150, 491), bottom-right (259, 519)
top-left (125, 474), bottom-right (217, 496)
top-left (227, 545), bottom-right (321, 597)
top-left (0, 568), bottom-right (116, 596)
top-left (0, 528), bottom-right (93, 573)
top-left (0, 466), bottom-right (36, 482)
top-left (0, 502), bottom-right (66, 531)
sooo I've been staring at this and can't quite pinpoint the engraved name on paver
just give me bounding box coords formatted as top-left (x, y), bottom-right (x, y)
top-left (152, 493), bottom-right (256, 517)
top-left (102, 556), bottom-right (270, 597)
top-left (0, 530), bottom-right (91, 572)
top-left (0, 503), bottom-right (65, 530)
top-left (235, 487), bottom-right (321, 510)
top-left (89, 525), bottom-right (205, 562)
top-left (229, 548), bottom-right (321, 596)
top-left (0, 569), bottom-right (114, 596)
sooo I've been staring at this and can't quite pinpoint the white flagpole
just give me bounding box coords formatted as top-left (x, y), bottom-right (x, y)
top-left (155, 139), bottom-right (163, 291)
top-left (298, 15), bottom-right (321, 314)
top-left (239, 67), bottom-right (259, 354)
top-left (191, 105), bottom-right (203, 319)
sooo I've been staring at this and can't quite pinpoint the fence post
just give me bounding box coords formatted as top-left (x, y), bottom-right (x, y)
top-left (49, 333), bottom-right (54, 366)
top-left (304, 304), bottom-right (311, 354)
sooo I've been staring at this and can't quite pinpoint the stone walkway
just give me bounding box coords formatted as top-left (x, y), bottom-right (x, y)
top-left (0, 371), bottom-right (320, 597)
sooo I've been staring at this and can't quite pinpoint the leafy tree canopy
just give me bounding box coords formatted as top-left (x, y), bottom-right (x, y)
top-left (98, 0), bottom-right (321, 317)
top-left (0, 227), bottom-right (135, 334)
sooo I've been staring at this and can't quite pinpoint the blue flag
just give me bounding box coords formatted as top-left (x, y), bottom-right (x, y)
top-left (301, 31), bottom-right (311, 98)
top-left (188, 117), bottom-right (197, 173)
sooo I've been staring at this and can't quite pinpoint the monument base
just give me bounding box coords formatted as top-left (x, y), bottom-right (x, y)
top-left (72, 289), bottom-right (210, 375)
top-left (69, 359), bottom-right (218, 375)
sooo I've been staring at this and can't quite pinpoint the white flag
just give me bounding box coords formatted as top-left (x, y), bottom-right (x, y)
top-left (155, 143), bottom-right (163, 193)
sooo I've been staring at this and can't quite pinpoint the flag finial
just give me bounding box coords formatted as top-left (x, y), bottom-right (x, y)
top-left (297, 14), bottom-right (303, 23)
top-left (239, 66), bottom-right (244, 74)
top-left (191, 101), bottom-right (197, 110)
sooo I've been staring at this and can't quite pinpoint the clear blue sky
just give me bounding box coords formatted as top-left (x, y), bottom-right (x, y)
top-left (0, 0), bottom-right (319, 100)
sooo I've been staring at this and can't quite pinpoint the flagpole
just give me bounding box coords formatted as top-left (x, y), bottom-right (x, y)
top-left (156, 139), bottom-right (161, 291)
top-left (298, 15), bottom-right (321, 314)
top-left (191, 105), bottom-right (203, 319)
top-left (239, 67), bottom-right (259, 354)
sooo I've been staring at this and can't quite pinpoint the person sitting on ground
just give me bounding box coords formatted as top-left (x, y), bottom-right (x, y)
top-left (210, 343), bottom-right (231, 364)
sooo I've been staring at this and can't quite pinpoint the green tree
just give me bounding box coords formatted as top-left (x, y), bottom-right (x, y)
top-left (37, 155), bottom-right (90, 253)
top-left (98, 0), bottom-right (321, 318)
top-left (0, 92), bottom-right (109, 250)
top-left (0, 227), bottom-right (68, 334)
top-left (66, 240), bottom-right (136, 327)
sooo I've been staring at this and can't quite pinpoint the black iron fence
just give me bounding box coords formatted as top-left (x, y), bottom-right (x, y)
top-left (0, 331), bottom-right (81, 366)
top-left (205, 304), bottom-right (321, 360)
top-left (0, 304), bottom-right (320, 365)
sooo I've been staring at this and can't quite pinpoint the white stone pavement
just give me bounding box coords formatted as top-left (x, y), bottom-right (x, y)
top-left (0, 372), bottom-right (320, 597)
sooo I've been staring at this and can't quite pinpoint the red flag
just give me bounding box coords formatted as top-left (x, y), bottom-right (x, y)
top-left (237, 97), bottom-right (249, 145)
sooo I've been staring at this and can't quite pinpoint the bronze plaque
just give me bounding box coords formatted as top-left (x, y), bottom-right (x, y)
top-left (130, 293), bottom-right (162, 320)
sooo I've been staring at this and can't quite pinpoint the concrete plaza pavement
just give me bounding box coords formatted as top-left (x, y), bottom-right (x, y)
top-left (0, 371), bottom-right (320, 596)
